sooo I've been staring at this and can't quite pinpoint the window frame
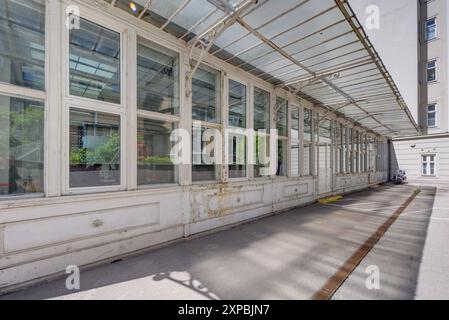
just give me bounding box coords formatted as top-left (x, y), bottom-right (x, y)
top-left (425, 17), bottom-right (437, 41)
top-left (0, 0), bottom-right (47, 200)
top-left (252, 85), bottom-right (271, 180)
top-left (191, 63), bottom-right (223, 184)
top-left (289, 103), bottom-right (301, 177)
top-left (302, 106), bottom-right (313, 177)
top-left (275, 96), bottom-right (288, 177)
top-left (421, 154), bottom-right (437, 177)
top-left (135, 32), bottom-right (182, 189)
top-left (427, 59), bottom-right (437, 83)
top-left (62, 11), bottom-right (129, 195)
top-left (226, 74), bottom-right (250, 182)
top-left (427, 103), bottom-right (438, 128)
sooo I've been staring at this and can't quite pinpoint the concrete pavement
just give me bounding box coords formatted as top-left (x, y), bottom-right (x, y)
top-left (1, 184), bottom-right (447, 300)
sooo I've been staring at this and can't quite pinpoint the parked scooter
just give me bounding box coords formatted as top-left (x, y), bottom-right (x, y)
top-left (392, 169), bottom-right (407, 184)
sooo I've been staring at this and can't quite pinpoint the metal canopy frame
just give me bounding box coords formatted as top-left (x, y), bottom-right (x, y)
top-left (107, 0), bottom-right (420, 137)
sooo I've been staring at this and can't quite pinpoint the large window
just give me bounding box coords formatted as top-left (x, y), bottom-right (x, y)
top-left (192, 64), bottom-right (221, 182)
top-left (0, 0), bottom-right (46, 199)
top-left (137, 37), bottom-right (179, 114)
top-left (303, 108), bottom-right (312, 176)
top-left (69, 109), bottom-right (120, 188)
top-left (69, 18), bottom-right (121, 104)
top-left (228, 79), bottom-right (247, 178)
top-left (0, 0), bottom-right (45, 90)
top-left (425, 17), bottom-right (437, 41)
top-left (427, 103), bottom-right (437, 128)
top-left (335, 123), bottom-right (342, 174)
top-left (427, 60), bottom-right (437, 82)
top-left (254, 87), bottom-right (270, 178)
top-left (422, 154), bottom-right (436, 176)
top-left (276, 97), bottom-right (287, 176)
top-left (0, 95), bottom-right (44, 196)
top-left (290, 105), bottom-right (300, 177)
top-left (137, 37), bottom-right (179, 185)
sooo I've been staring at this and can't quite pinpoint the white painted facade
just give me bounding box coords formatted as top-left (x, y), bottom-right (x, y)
top-left (0, 0), bottom-right (393, 292)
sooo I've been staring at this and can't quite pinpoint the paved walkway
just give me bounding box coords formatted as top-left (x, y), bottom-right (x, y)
top-left (1, 184), bottom-right (447, 300)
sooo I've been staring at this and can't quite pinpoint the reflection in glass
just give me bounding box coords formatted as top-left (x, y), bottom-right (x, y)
top-left (0, 0), bottom-right (45, 90)
top-left (192, 126), bottom-right (220, 182)
top-left (0, 95), bottom-right (44, 195)
top-left (277, 139), bottom-right (287, 176)
top-left (137, 37), bottom-right (179, 114)
top-left (69, 109), bottom-right (120, 188)
top-left (69, 18), bottom-right (121, 104)
top-left (228, 79), bottom-right (246, 128)
top-left (192, 65), bottom-right (220, 123)
top-left (137, 118), bottom-right (176, 185)
top-left (254, 87), bottom-right (270, 131)
top-left (254, 133), bottom-right (270, 178)
top-left (228, 133), bottom-right (246, 178)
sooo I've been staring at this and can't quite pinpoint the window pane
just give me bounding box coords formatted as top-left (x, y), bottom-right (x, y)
top-left (430, 163), bottom-right (435, 175)
top-left (228, 79), bottom-right (246, 128)
top-left (277, 139), bottom-right (287, 176)
top-left (426, 18), bottom-right (436, 40)
top-left (254, 133), bottom-right (269, 178)
top-left (428, 112), bottom-right (436, 127)
top-left (291, 107), bottom-right (300, 140)
top-left (69, 18), bottom-right (121, 104)
top-left (69, 109), bottom-right (120, 188)
top-left (192, 126), bottom-right (220, 182)
top-left (137, 37), bottom-right (179, 114)
top-left (427, 62), bottom-right (436, 81)
top-left (290, 141), bottom-right (299, 177)
top-left (0, 0), bottom-right (45, 90)
top-left (0, 95), bottom-right (44, 196)
top-left (254, 87), bottom-right (270, 131)
top-left (192, 65), bottom-right (220, 122)
top-left (228, 133), bottom-right (246, 178)
top-left (137, 118), bottom-right (176, 185)
top-left (303, 108), bottom-right (312, 141)
top-left (276, 97), bottom-right (287, 137)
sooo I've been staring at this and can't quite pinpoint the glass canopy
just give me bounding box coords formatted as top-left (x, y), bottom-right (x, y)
top-left (105, 0), bottom-right (419, 137)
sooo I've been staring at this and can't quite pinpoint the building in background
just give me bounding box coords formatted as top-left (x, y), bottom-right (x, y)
top-left (351, 0), bottom-right (449, 185)
top-left (391, 0), bottom-right (449, 185)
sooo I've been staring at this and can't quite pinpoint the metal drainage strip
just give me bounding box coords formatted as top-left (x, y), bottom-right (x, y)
top-left (312, 188), bottom-right (421, 300)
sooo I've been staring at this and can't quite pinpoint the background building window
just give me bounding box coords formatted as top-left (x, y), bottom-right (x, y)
top-left (0, 0), bottom-right (45, 91)
top-left (427, 103), bottom-right (437, 127)
top-left (69, 18), bottom-right (121, 104)
top-left (69, 109), bottom-right (120, 188)
top-left (425, 17), bottom-right (437, 41)
top-left (0, 95), bottom-right (44, 196)
top-left (137, 118), bottom-right (176, 185)
top-left (422, 154), bottom-right (436, 176)
top-left (427, 60), bottom-right (437, 82)
top-left (137, 37), bottom-right (179, 114)
top-left (303, 108), bottom-right (312, 176)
